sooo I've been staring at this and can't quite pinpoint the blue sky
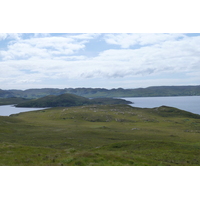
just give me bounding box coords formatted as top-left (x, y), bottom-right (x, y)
top-left (0, 33), bottom-right (200, 90)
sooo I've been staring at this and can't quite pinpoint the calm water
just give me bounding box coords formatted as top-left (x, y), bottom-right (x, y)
top-left (0, 105), bottom-right (48, 116)
top-left (0, 96), bottom-right (200, 116)
top-left (122, 96), bottom-right (200, 115)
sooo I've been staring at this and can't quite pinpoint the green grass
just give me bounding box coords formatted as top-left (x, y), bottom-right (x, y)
top-left (0, 104), bottom-right (200, 165)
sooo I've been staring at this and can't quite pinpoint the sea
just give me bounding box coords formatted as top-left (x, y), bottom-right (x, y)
top-left (0, 96), bottom-right (200, 116)
top-left (122, 96), bottom-right (200, 115)
top-left (0, 105), bottom-right (47, 116)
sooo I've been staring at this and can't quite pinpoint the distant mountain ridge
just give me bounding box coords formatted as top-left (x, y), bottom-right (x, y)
top-left (1, 85), bottom-right (200, 99)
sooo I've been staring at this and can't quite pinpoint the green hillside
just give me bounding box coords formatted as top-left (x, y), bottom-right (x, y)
top-left (16, 93), bottom-right (132, 107)
top-left (0, 104), bottom-right (200, 166)
top-left (0, 97), bottom-right (30, 105)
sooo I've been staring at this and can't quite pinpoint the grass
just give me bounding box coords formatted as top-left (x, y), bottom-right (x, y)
top-left (0, 104), bottom-right (200, 166)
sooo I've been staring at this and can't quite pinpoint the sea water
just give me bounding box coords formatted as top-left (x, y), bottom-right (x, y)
top-left (0, 105), bottom-right (47, 116)
top-left (122, 96), bottom-right (200, 115)
top-left (0, 96), bottom-right (200, 116)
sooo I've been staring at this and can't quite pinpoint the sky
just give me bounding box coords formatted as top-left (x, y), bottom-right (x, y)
top-left (0, 33), bottom-right (200, 89)
top-left (0, 33), bottom-right (200, 90)
top-left (1, 1), bottom-right (200, 90)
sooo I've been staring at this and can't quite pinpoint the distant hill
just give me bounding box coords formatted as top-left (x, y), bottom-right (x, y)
top-left (0, 97), bottom-right (29, 105)
top-left (0, 89), bottom-right (15, 98)
top-left (16, 93), bottom-right (132, 108)
top-left (1, 85), bottom-right (200, 99)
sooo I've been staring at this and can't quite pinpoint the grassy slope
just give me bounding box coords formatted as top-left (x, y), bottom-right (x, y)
top-left (0, 104), bottom-right (200, 166)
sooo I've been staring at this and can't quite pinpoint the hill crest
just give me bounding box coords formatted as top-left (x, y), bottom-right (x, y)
top-left (16, 93), bottom-right (132, 107)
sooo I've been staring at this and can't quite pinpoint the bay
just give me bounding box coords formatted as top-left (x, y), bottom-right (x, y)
top-left (0, 105), bottom-right (48, 116)
top-left (0, 96), bottom-right (200, 116)
top-left (122, 96), bottom-right (200, 115)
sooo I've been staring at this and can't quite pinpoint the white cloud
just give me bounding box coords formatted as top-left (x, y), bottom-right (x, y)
top-left (0, 33), bottom-right (22, 41)
top-left (70, 33), bottom-right (101, 40)
top-left (0, 64), bottom-right (22, 78)
top-left (104, 33), bottom-right (185, 48)
top-left (0, 33), bottom-right (200, 89)
top-left (33, 33), bottom-right (50, 37)
top-left (1, 42), bottom-right (50, 60)
top-left (0, 33), bottom-right (8, 40)
top-left (80, 35), bottom-right (200, 79)
top-left (0, 35), bottom-right (87, 61)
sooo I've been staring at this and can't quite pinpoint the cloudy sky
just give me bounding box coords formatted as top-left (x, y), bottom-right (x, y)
top-left (0, 33), bottom-right (200, 90)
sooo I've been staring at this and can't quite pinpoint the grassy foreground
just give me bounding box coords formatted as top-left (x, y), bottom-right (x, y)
top-left (1, 104), bottom-right (200, 166)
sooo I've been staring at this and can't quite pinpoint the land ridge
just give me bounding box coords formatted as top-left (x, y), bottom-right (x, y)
top-left (1, 85), bottom-right (200, 99)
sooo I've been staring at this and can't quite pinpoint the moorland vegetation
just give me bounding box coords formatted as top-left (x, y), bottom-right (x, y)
top-left (1, 104), bottom-right (200, 166)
